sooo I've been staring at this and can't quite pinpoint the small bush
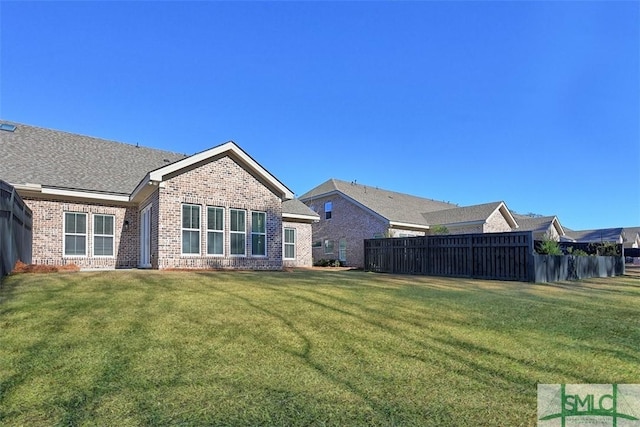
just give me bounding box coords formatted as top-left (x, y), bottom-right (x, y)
top-left (536, 237), bottom-right (562, 255)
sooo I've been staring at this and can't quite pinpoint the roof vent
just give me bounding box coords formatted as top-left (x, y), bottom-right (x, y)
top-left (0, 123), bottom-right (16, 132)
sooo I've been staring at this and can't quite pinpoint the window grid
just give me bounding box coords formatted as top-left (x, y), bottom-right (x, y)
top-left (251, 211), bottom-right (267, 257)
top-left (64, 212), bottom-right (87, 256)
top-left (182, 204), bottom-right (201, 255)
top-left (284, 228), bottom-right (296, 259)
top-left (230, 209), bottom-right (246, 256)
top-left (93, 214), bottom-right (115, 257)
top-left (207, 206), bottom-right (224, 256)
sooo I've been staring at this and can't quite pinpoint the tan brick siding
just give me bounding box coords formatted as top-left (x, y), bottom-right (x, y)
top-left (24, 197), bottom-right (137, 269)
top-left (483, 209), bottom-right (513, 233)
top-left (283, 221), bottom-right (313, 268)
top-left (156, 156), bottom-right (283, 270)
top-left (307, 195), bottom-right (387, 268)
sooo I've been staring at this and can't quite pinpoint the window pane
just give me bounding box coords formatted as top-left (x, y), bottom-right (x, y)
top-left (285, 244), bottom-right (295, 259)
top-left (208, 207), bottom-right (223, 231)
top-left (182, 230), bottom-right (200, 254)
top-left (77, 214), bottom-right (86, 233)
top-left (104, 216), bottom-right (114, 235)
top-left (252, 212), bottom-right (265, 233)
top-left (207, 231), bottom-right (223, 255)
top-left (231, 209), bottom-right (245, 232)
top-left (231, 233), bottom-right (245, 255)
top-left (65, 213), bottom-right (74, 233)
top-left (94, 215), bottom-right (104, 234)
top-left (94, 236), bottom-right (114, 256)
top-left (284, 228), bottom-right (295, 244)
top-left (191, 206), bottom-right (200, 229)
top-left (65, 235), bottom-right (86, 256)
top-left (182, 205), bottom-right (191, 228)
top-left (252, 234), bottom-right (266, 256)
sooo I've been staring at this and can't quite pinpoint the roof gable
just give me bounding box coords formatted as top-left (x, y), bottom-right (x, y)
top-left (422, 201), bottom-right (518, 229)
top-left (300, 178), bottom-right (457, 227)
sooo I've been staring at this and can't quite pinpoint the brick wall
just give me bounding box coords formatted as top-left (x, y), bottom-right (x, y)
top-left (283, 221), bottom-right (313, 268)
top-left (483, 208), bottom-right (513, 233)
top-left (24, 197), bottom-right (137, 269)
top-left (306, 195), bottom-right (387, 268)
top-left (156, 156), bottom-right (284, 270)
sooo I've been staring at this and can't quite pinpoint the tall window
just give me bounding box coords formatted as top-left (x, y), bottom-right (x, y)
top-left (325, 201), bottom-right (332, 220)
top-left (324, 239), bottom-right (334, 254)
top-left (94, 214), bottom-right (114, 256)
top-left (230, 209), bottom-right (246, 255)
top-left (251, 211), bottom-right (266, 256)
top-left (64, 212), bottom-right (87, 256)
top-left (182, 204), bottom-right (200, 255)
top-left (284, 228), bottom-right (296, 259)
top-left (207, 207), bottom-right (224, 255)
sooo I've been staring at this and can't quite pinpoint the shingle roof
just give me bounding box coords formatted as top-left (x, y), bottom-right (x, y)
top-left (623, 227), bottom-right (640, 248)
top-left (421, 201), bottom-right (507, 226)
top-left (282, 199), bottom-right (319, 218)
top-left (513, 215), bottom-right (561, 234)
top-left (299, 178), bottom-right (458, 226)
top-left (563, 228), bottom-right (625, 243)
top-left (0, 121), bottom-right (186, 195)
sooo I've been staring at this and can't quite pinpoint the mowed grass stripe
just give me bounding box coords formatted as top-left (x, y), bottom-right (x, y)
top-left (1, 270), bottom-right (639, 426)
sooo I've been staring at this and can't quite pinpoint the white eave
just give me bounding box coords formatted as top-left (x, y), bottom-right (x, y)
top-left (13, 183), bottom-right (130, 203)
top-left (282, 212), bottom-right (320, 222)
top-left (146, 141), bottom-right (294, 200)
top-left (388, 221), bottom-right (431, 231)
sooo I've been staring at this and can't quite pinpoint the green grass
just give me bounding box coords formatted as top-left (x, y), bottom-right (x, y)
top-left (1, 270), bottom-right (639, 426)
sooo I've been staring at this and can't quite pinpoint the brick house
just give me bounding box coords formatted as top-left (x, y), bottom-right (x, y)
top-left (299, 178), bottom-right (519, 268)
top-left (0, 121), bottom-right (318, 270)
top-left (511, 214), bottom-right (565, 240)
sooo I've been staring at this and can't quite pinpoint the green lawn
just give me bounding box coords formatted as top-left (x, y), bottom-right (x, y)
top-left (1, 270), bottom-right (639, 426)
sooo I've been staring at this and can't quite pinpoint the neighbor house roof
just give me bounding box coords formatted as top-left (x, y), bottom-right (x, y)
top-left (300, 178), bottom-right (518, 230)
top-left (512, 215), bottom-right (564, 236)
top-left (1, 121), bottom-right (294, 203)
top-left (561, 228), bottom-right (625, 243)
top-left (422, 201), bottom-right (518, 229)
top-left (299, 178), bottom-right (458, 229)
top-left (623, 227), bottom-right (640, 248)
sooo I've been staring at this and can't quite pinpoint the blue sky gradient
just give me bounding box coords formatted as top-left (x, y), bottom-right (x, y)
top-left (1, 1), bottom-right (638, 230)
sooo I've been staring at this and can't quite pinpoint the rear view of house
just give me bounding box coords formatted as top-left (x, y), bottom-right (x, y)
top-left (0, 121), bottom-right (318, 270)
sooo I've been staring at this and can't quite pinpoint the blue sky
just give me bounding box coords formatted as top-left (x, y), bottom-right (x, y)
top-left (1, 1), bottom-right (638, 230)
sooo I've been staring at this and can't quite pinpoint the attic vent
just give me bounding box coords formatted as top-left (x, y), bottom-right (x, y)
top-left (0, 123), bottom-right (16, 132)
top-left (163, 159), bottom-right (170, 163)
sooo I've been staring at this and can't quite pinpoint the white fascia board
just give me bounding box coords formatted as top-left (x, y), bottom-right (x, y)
top-left (388, 221), bottom-right (431, 231)
top-left (282, 213), bottom-right (320, 222)
top-left (497, 202), bottom-right (519, 229)
top-left (41, 187), bottom-right (130, 203)
top-left (148, 141), bottom-right (294, 200)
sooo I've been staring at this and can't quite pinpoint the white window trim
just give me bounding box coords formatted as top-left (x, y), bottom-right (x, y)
top-left (230, 208), bottom-right (246, 256)
top-left (251, 211), bottom-right (267, 257)
top-left (181, 204), bottom-right (201, 256)
top-left (284, 227), bottom-right (296, 260)
top-left (206, 206), bottom-right (225, 256)
top-left (93, 214), bottom-right (115, 258)
top-left (325, 201), bottom-right (332, 220)
top-left (63, 212), bottom-right (87, 257)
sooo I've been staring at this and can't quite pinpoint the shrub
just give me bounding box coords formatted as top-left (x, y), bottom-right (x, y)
top-left (536, 236), bottom-right (562, 255)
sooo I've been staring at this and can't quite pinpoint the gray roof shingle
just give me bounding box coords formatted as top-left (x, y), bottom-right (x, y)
top-left (421, 201), bottom-right (507, 226)
top-left (282, 199), bottom-right (319, 218)
top-left (299, 178), bottom-right (458, 226)
top-left (0, 121), bottom-right (186, 195)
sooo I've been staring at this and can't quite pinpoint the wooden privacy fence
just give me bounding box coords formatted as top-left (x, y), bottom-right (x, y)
top-left (364, 232), bottom-right (535, 282)
top-left (1, 180), bottom-right (32, 279)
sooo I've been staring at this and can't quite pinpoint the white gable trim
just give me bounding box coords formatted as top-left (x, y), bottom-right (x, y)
top-left (147, 141), bottom-right (294, 200)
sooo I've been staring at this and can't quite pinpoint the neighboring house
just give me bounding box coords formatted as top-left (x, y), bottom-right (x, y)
top-left (0, 121), bottom-right (318, 270)
top-left (623, 227), bottom-right (640, 249)
top-left (561, 228), bottom-right (626, 245)
top-left (299, 178), bottom-right (519, 268)
top-left (512, 214), bottom-right (565, 240)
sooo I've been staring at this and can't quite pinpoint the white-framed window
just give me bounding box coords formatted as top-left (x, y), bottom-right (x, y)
top-left (182, 204), bottom-right (200, 255)
top-left (324, 239), bottom-right (334, 254)
top-left (64, 212), bottom-right (87, 256)
top-left (207, 206), bottom-right (224, 256)
top-left (284, 228), bottom-right (296, 259)
top-left (251, 211), bottom-right (267, 256)
top-left (325, 201), bottom-right (332, 220)
top-left (339, 238), bottom-right (347, 262)
top-left (230, 209), bottom-right (246, 256)
top-left (93, 214), bottom-right (115, 257)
